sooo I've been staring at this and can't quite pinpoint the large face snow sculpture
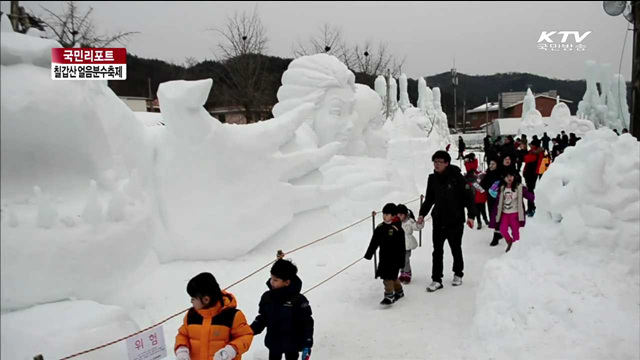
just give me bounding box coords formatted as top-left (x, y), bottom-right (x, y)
top-left (314, 87), bottom-right (355, 147)
top-left (273, 54), bottom-right (357, 151)
top-left (354, 84), bottom-right (389, 158)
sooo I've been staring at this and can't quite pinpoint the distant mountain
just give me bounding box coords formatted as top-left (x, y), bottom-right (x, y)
top-left (110, 54), bottom-right (630, 127)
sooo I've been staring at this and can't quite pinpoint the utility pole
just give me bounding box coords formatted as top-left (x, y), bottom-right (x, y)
top-left (632, 1), bottom-right (639, 138)
top-left (462, 97), bottom-right (466, 133)
top-left (451, 59), bottom-right (458, 133)
top-left (485, 96), bottom-right (490, 136)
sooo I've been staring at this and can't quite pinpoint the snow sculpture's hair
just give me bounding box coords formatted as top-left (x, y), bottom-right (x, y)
top-left (272, 54), bottom-right (356, 118)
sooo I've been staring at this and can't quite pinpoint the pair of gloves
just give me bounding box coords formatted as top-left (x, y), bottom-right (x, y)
top-left (176, 345), bottom-right (236, 360)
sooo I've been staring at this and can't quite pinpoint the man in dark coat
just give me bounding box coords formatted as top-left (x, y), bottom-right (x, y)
top-left (251, 259), bottom-right (314, 360)
top-left (364, 203), bottom-right (406, 305)
top-left (561, 131), bottom-right (569, 150)
top-left (418, 151), bottom-right (476, 292)
top-left (541, 132), bottom-right (551, 151)
top-left (457, 136), bottom-right (466, 160)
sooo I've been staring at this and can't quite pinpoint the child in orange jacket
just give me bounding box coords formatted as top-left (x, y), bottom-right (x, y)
top-left (175, 272), bottom-right (253, 360)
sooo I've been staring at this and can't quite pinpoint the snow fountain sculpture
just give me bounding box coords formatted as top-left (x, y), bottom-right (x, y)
top-left (398, 73), bottom-right (411, 112)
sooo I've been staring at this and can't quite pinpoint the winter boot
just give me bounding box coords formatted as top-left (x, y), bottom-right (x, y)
top-left (477, 221), bottom-right (482, 230)
top-left (505, 240), bottom-right (513, 253)
top-left (490, 232), bottom-right (501, 246)
top-left (452, 275), bottom-right (463, 286)
top-left (380, 292), bottom-right (395, 306)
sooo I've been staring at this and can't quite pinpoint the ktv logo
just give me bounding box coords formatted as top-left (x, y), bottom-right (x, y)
top-left (537, 31), bottom-right (591, 52)
top-left (537, 31), bottom-right (592, 44)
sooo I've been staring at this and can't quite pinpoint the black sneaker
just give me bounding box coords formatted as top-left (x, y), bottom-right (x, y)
top-left (393, 291), bottom-right (405, 302)
top-left (380, 297), bottom-right (394, 306)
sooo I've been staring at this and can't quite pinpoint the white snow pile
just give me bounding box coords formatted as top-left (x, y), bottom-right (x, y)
top-left (1, 34), bottom-right (157, 311)
top-left (1, 300), bottom-right (138, 359)
top-left (468, 128), bottom-right (640, 360)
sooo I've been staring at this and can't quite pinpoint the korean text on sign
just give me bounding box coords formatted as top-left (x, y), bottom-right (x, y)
top-left (51, 48), bottom-right (127, 80)
top-left (125, 325), bottom-right (167, 360)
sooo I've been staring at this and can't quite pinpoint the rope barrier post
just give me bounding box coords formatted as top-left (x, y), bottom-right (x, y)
top-left (419, 195), bottom-right (424, 247)
top-left (371, 211), bottom-right (377, 278)
top-left (33, 355), bottom-right (44, 360)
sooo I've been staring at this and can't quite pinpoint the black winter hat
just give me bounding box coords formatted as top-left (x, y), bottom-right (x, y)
top-left (432, 150), bottom-right (451, 163)
top-left (271, 259), bottom-right (298, 281)
top-left (382, 203), bottom-right (397, 215)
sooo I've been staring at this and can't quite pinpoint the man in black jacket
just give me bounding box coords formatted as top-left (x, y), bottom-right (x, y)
top-left (418, 150), bottom-right (476, 292)
top-left (251, 259), bottom-right (314, 360)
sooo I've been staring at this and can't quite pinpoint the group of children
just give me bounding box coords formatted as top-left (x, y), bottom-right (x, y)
top-left (175, 259), bottom-right (313, 360)
top-left (173, 149), bottom-right (537, 359)
top-left (464, 152), bottom-right (535, 252)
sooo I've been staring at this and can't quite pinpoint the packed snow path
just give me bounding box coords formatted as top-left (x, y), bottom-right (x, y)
top-left (106, 206), bottom-right (504, 360)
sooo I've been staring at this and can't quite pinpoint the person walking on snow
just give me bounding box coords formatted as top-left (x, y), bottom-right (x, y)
top-left (457, 136), bottom-right (466, 160)
top-left (364, 203), bottom-right (407, 306)
top-left (541, 132), bottom-right (551, 151)
top-left (466, 169), bottom-right (489, 229)
top-left (489, 169), bottom-right (535, 253)
top-left (481, 158), bottom-right (504, 246)
top-left (250, 259), bottom-right (314, 360)
top-left (418, 151), bottom-right (476, 292)
top-left (522, 139), bottom-right (543, 217)
top-left (396, 204), bottom-right (424, 284)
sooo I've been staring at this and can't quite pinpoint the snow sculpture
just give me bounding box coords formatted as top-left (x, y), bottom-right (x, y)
top-left (390, 77), bottom-right (398, 111)
top-left (521, 88), bottom-right (536, 119)
top-left (609, 74), bottom-right (631, 130)
top-left (398, 73), bottom-right (411, 112)
top-left (1, 31), bottom-right (155, 310)
top-left (353, 85), bottom-right (389, 158)
top-left (344, 84), bottom-right (388, 157)
top-left (374, 75), bottom-right (387, 100)
top-left (272, 54), bottom-right (356, 152)
top-left (578, 60), bottom-right (605, 128)
top-left (154, 78), bottom-right (335, 260)
top-left (519, 109), bottom-right (545, 137)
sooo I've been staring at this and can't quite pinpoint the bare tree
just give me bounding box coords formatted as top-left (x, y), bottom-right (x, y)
top-left (350, 40), bottom-right (405, 77)
top-left (39, 1), bottom-right (138, 48)
top-left (6, 1), bottom-right (46, 34)
top-left (209, 6), bottom-right (269, 123)
top-left (293, 23), bottom-right (352, 65)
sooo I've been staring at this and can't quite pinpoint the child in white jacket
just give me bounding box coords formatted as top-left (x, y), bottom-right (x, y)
top-left (397, 204), bottom-right (424, 284)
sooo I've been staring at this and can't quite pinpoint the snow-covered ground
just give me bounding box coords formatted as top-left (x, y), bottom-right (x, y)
top-left (1, 27), bottom-right (639, 360)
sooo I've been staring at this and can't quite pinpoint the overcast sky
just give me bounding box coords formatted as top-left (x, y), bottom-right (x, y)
top-left (2, 1), bottom-right (633, 80)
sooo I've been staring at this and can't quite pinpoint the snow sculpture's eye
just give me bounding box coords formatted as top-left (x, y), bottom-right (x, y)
top-left (330, 108), bottom-right (342, 116)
